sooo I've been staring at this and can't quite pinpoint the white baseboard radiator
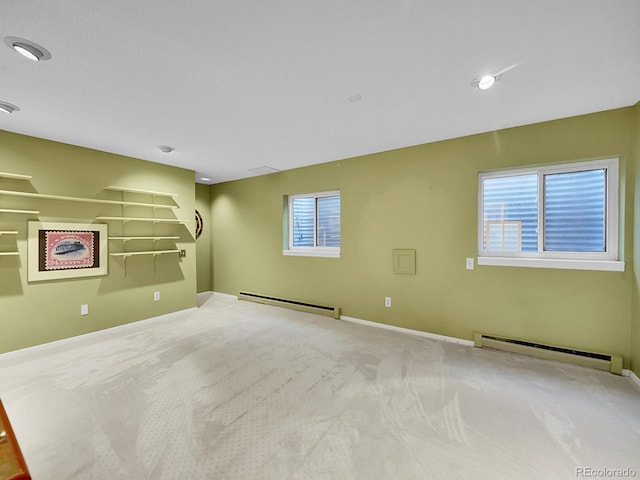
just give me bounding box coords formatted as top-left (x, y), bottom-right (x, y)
top-left (238, 292), bottom-right (341, 319)
top-left (474, 333), bottom-right (623, 375)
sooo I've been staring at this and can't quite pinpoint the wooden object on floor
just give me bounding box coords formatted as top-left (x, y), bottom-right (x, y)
top-left (0, 400), bottom-right (30, 480)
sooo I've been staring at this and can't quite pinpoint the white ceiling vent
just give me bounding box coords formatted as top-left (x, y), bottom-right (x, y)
top-left (248, 166), bottom-right (280, 175)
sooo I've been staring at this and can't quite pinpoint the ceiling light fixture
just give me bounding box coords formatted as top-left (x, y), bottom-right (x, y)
top-left (472, 64), bottom-right (521, 91)
top-left (472, 73), bottom-right (502, 90)
top-left (158, 145), bottom-right (175, 153)
top-left (4, 36), bottom-right (52, 61)
top-left (347, 93), bottom-right (362, 103)
top-left (13, 43), bottom-right (43, 61)
top-left (477, 75), bottom-right (496, 90)
top-left (0, 101), bottom-right (20, 114)
top-left (200, 177), bottom-right (212, 182)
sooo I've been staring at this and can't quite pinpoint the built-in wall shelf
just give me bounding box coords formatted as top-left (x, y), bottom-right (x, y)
top-left (0, 173), bottom-right (186, 275)
top-left (0, 231), bottom-right (19, 257)
top-left (109, 236), bottom-right (180, 242)
top-left (97, 216), bottom-right (189, 224)
top-left (0, 172), bottom-right (32, 180)
top-left (105, 186), bottom-right (177, 198)
top-left (100, 177), bottom-right (186, 273)
top-left (0, 189), bottom-right (177, 209)
top-left (0, 208), bottom-right (40, 215)
top-left (109, 249), bottom-right (182, 276)
top-left (110, 250), bottom-right (181, 257)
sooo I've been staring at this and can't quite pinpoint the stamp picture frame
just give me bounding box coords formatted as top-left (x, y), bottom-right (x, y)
top-left (27, 221), bottom-right (108, 282)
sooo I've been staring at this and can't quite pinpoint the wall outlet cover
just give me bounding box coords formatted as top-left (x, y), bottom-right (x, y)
top-left (154, 291), bottom-right (160, 301)
top-left (80, 304), bottom-right (89, 315)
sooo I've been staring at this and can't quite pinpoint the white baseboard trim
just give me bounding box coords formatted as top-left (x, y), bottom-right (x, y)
top-left (625, 369), bottom-right (640, 390)
top-left (197, 292), bottom-right (238, 307)
top-left (340, 315), bottom-right (475, 347)
top-left (0, 306), bottom-right (197, 362)
top-left (212, 291), bottom-right (240, 301)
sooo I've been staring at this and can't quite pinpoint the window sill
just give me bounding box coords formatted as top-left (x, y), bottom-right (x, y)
top-left (283, 249), bottom-right (340, 258)
top-left (477, 256), bottom-right (624, 272)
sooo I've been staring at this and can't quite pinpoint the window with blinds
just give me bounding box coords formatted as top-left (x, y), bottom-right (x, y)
top-left (478, 158), bottom-right (618, 264)
top-left (544, 169), bottom-right (606, 252)
top-left (482, 173), bottom-right (537, 253)
top-left (286, 190), bottom-right (340, 257)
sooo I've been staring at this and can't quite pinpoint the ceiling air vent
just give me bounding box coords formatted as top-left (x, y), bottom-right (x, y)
top-left (248, 166), bottom-right (280, 175)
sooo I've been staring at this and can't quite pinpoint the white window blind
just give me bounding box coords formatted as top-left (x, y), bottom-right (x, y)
top-left (292, 197), bottom-right (315, 247)
top-left (544, 169), bottom-right (606, 252)
top-left (316, 195), bottom-right (340, 247)
top-left (482, 173), bottom-right (537, 253)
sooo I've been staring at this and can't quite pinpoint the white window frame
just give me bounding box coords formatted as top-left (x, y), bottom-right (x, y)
top-left (477, 158), bottom-right (624, 272)
top-left (283, 190), bottom-right (340, 258)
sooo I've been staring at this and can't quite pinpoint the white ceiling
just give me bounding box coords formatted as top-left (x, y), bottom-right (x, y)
top-left (1, 1), bottom-right (639, 184)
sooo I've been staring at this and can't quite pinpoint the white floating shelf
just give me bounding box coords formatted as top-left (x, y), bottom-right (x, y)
top-left (0, 252), bottom-right (19, 256)
top-left (0, 172), bottom-right (32, 180)
top-left (108, 236), bottom-right (180, 241)
top-left (0, 189), bottom-right (176, 209)
top-left (110, 250), bottom-right (181, 257)
top-left (0, 231), bottom-right (19, 235)
top-left (105, 186), bottom-right (177, 197)
top-left (0, 208), bottom-right (40, 215)
top-left (97, 216), bottom-right (189, 223)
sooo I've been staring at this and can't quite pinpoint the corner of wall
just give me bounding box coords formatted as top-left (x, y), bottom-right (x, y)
top-left (631, 100), bottom-right (640, 377)
top-left (195, 183), bottom-right (212, 293)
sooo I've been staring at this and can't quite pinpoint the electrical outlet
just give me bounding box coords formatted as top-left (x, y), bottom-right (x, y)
top-left (466, 258), bottom-right (475, 270)
top-left (385, 297), bottom-right (392, 308)
top-left (80, 304), bottom-right (89, 316)
top-left (154, 291), bottom-right (160, 301)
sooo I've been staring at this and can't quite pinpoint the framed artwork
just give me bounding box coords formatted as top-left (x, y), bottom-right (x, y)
top-left (27, 221), bottom-right (108, 282)
top-left (195, 209), bottom-right (203, 239)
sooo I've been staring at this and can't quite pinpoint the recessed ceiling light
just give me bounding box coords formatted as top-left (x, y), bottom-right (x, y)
top-left (13, 43), bottom-right (43, 61)
top-left (4, 36), bottom-right (52, 61)
top-left (472, 74), bottom-right (499, 90)
top-left (478, 75), bottom-right (496, 90)
top-left (158, 145), bottom-right (175, 153)
top-left (200, 177), bottom-right (212, 182)
top-left (0, 101), bottom-right (20, 114)
top-left (471, 66), bottom-right (516, 90)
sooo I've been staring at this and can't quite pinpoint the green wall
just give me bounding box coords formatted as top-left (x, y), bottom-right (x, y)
top-left (0, 131), bottom-right (197, 354)
top-left (632, 101), bottom-right (640, 376)
top-left (4, 106), bottom-right (639, 374)
top-left (195, 183), bottom-right (212, 293)
top-left (211, 107), bottom-right (637, 368)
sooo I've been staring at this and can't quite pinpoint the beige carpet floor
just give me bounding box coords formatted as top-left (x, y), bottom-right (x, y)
top-left (1, 293), bottom-right (639, 479)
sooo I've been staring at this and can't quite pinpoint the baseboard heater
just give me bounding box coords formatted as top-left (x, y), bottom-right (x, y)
top-left (238, 292), bottom-right (340, 319)
top-left (474, 333), bottom-right (623, 375)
